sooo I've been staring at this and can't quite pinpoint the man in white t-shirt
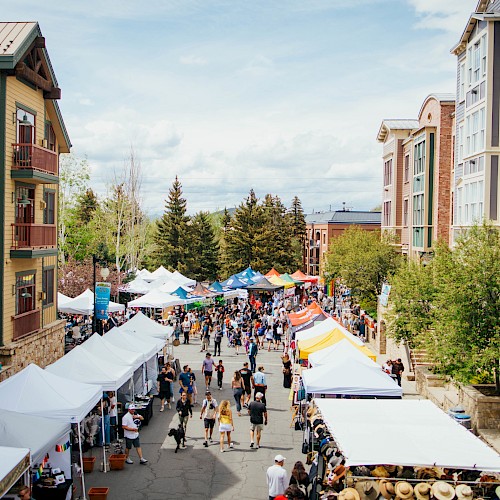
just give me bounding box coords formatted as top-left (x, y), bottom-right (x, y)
top-left (122, 404), bottom-right (148, 465)
top-left (267, 454), bottom-right (287, 499)
top-left (199, 391), bottom-right (218, 447)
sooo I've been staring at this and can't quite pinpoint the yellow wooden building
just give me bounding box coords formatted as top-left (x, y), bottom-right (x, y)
top-left (0, 22), bottom-right (71, 379)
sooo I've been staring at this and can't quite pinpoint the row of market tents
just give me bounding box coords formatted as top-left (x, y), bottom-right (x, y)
top-left (0, 312), bottom-right (171, 497)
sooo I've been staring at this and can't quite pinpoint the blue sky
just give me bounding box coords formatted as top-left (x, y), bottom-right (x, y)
top-left (7, 0), bottom-right (474, 215)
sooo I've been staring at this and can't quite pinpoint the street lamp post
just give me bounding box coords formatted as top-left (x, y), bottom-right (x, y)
top-left (92, 255), bottom-right (110, 335)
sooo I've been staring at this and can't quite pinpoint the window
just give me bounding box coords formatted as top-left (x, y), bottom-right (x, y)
top-left (413, 193), bottom-right (424, 226)
top-left (383, 201), bottom-right (391, 227)
top-left (383, 159), bottom-right (392, 186)
top-left (471, 110), bottom-right (479, 153)
top-left (42, 268), bottom-right (55, 306)
top-left (480, 107), bottom-right (485, 149)
top-left (16, 108), bottom-right (35, 144)
top-left (404, 155), bottom-right (410, 182)
top-left (16, 272), bottom-right (36, 315)
top-left (468, 46), bottom-right (473, 85)
top-left (15, 185), bottom-right (35, 224)
top-left (43, 191), bottom-right (55, 225)
top-left (458, 123), bottom-right (464, 161)
top-left (414, 141), bottom-right (425, 175)
top-left (473, 41), bottom-right (481, 83)
top-left (481, 34), bottom-right (487, 75)
top-left (403, 198), bottom-right (409, 226)
top-left (44, 122), bottom-right (56, 151)
top-left (460, 63), bottom-right (465, 101)
top-left (466, 115), bottom-right (471, 154)
top-left (456, 187), bottom-right (463, 225)
top-left (463, 179), bottom-right (485, 224)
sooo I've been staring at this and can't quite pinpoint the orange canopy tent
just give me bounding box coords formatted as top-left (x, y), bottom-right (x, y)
top-left (265, 268), bottom-right (281, 278)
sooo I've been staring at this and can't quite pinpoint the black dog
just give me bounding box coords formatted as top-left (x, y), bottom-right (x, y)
top-left (168, 424), bottom-right (186, 453)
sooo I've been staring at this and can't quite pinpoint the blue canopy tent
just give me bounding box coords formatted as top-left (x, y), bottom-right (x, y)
top-left (209, 281), bottom-right (227, 293)
top-left (220, 275), bottom-right (247, 289)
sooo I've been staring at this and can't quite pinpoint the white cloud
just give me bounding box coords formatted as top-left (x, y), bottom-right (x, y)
top-left (408, 0), bottom-right (474, 33)
top-left (240, 55), bottom-right (277, 77)
top-left (179, 54), bottom-right (208, 66)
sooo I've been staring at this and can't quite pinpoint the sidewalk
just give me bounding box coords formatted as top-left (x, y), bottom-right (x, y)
top-left (85, 339), bottom-right (304, 499)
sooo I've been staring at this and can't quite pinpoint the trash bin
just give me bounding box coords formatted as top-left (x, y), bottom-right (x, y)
top-left (447, 405), bottom-right (472, 429)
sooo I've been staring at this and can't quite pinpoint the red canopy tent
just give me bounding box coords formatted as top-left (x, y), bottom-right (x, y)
top-left (265, 268), bottom-right (281, 278)
top-left (291, 270), bottom-right (319, 283)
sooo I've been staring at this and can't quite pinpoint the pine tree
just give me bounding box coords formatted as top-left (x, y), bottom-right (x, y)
top-left (154, 176), bottom-right (191, 270)
top-left (224, 189), bottom-right (266, 275)
top-left (188, 211), bottom-right (219, 282)
top-left (287, 196), bottom-right (307, 271)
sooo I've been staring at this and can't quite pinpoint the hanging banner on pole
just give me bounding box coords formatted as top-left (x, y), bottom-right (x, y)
top-left (95, 282), bottom-right (111, 319)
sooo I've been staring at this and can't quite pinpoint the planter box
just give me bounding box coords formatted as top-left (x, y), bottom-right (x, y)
top-left (88, 487), bottom-right (109, 500)
top-left (109, 453), bottom-right (127, 470)
top-left (82, 456), bottom-right (96, 473)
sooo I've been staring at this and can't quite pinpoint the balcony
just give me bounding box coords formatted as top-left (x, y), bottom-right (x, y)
top-left (11, 143), bottom-right (58, 183)
top-left (12, 309), bottom-right (40, 340)
top-left (11, 223), bottom-right (57, 258)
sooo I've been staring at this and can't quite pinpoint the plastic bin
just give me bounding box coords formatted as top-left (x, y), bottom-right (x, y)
top-left (88, 487), bottom-right (109, 500)
top-left (82, 456), bottom-right (96, 473)
top-left (447, 405), bottom-right (472, 429)
top-left (109, 454), bottom-right (127, 470)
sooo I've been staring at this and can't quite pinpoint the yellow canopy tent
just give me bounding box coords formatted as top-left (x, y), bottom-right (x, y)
top-left (298, 329), bottom-right (377, 361)
top-left (268, 275), bottom-right (294, 289)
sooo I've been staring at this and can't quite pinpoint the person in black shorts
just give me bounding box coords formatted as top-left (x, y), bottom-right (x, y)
top-left (239, 362), bottom-right (254, 408)
top-left (157, 366), bottom-right (172, 411)
top-left (199, 391), bottom-right (218, 446)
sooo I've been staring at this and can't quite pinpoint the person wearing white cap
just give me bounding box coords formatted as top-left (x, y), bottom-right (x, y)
top-left (122, 404), bottom-right (147, 465)
top-left (267, 454), bottom-right (288, 500)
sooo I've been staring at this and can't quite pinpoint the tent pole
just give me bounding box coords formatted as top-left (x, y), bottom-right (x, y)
top-left (100, 399), bottom-right (107, 473)
top-left (77, 424), bottom-right (87, 500)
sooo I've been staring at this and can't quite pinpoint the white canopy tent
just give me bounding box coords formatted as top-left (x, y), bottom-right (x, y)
top-left (172, 270), bottom-right (196, 287)
top-left (314, 399), bottom-right (500, 471)
top-left (158, 279), bottom-right (193, 294)
top-left (296, 317), bottom-right (363, 345)
top-left (127, 289), bottom-right (185, 309)
top-left (150, 265), bottom-right (173, 281)
top-left (0, 364), bottom-right (102, 423)
top-left (223, 289), bottom-right (248, 300)
top-left (119, 311), bottom-right (173, 340)
top-left (57, 292), bottom-right (72, 306)
top-left (46, 346), bottom-right (134, 392)
top-left (136, 268), bottom-right (154, 281)
top-left (104, 327), bottom-right (165, 360)
top-left (308, 339), bottom-right (379, 368)
top-left (121, 277), bottom-right (151, 295)
top-left (58, 289), bottom-right (125, 315)
top-left (79, 333), bottom-right (145, 368)
top-left (0, 410), bottom-right (70, 466)
top-left (0, 446), bottom-right (30, 498)
top-left (302, 358), bottom-right (402, 397)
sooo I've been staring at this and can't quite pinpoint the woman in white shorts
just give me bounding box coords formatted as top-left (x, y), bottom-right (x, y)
top-left (218, 400), bottom-right (234, 452)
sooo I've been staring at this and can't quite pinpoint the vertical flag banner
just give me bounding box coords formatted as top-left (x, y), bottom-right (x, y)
top-left (95, 282), bottom-right (111, 319)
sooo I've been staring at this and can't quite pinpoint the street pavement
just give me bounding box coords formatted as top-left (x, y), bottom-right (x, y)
top-left (85, 337), bottom-right (304, 499)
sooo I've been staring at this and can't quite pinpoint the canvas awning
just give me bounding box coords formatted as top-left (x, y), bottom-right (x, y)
top-left (268, 275), bottom-right (294, 289)
top-left (291, 269), bottom-right (319, 283)
top-left (309, 339), bottom-right (378, 367)
top-left (119, 311), bottom-right (173, 340)
top-left (0, 446), bottom-right (30, 498)
top-left (0, 364), bottom-right (102, 423)
top-left (104, 327), bottom-right (165, 360)
top-left (314, 399), bottom-right (500, 471)
top-left (296, 317), bottom-right (364, 345)
top-left (127, 289), bottom-right (185, 309)
top-left (58, 289), bottom-right (125, 315)
top-left (0, 411), bottom-right (70, 465)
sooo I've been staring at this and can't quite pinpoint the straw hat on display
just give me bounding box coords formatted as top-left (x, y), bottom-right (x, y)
top-left (354, 481), bottom-right (379, 500)
top-left (431, 481), bottom-right (455, 500)
top-left (414, 482), bottom-right (432, 500)
top-left (379, 480), bottom-right (396, 499)
top-left (338, 488), bottom-right (361, 500)
top-left (455, 485), bottom-right (473, 500)
top-left (395, 481), bottom-right (414, 500)
top-left (332, 465), bottom-right (347, 483)
top-left (372, 466), bottom-right (390, 478)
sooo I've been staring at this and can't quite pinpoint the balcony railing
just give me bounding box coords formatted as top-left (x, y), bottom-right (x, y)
top-left (12, 143), bottom-right (58, 176)
top-left (12, 224), bottom-right (57, 249)
top-left (12, 309), bottom-right (40, 340)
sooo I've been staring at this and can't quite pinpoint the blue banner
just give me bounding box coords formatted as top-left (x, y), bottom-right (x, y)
top-left (95, 282), bottom-right (111, 320)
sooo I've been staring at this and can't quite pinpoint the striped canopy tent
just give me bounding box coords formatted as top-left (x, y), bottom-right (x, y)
top-left (298, 329), bottom-right (377, 361)
top-left (265, 268), bottom-right (281, 278)
top-left (280, 273), bottom-right (304, 286)
top-left (268, 275), bottom-right (294, 289)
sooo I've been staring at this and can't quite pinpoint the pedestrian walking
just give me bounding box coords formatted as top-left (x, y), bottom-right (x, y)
top-left (281, 353), bottom-right (292, 389)
top-left (215, 359), bottom-right (225, 390)
top-left (289, 461), bottom-right (310, 496)
top-left (188, 368), bottom-right (198, 404)
top-left (218, 399), bottom-right (234, 452)
top-left (201, 352), bottom-right (216, 390)
top-left (178, 365), bottom-right (193, 404)
top-left (157, 366), bottom-right (172, 411)
top-left (248, 337), bottom-right (258, 373)
top-left (182, 316), bottom-right (191, 344)
top-left (213, 324), bottom-right (223, 356)
top-left (200, 319), bottom-right (211, 351)
top-left (233, 328), bottom-right (242, 355)
top-left (176, 392), bottom-right (193, 439)
top-left (200, 391), bottom-right (218, 447)
top-left (231, 370), bottom-right (245, 416)
top-left (239, 362), bottom-right (254, 408)
top-left (253, 366), bottom-right (267, 405)
top-left (122, 404), bottom-right (148, 464)
top-left (392, 358), bottom-right (405, 386)
top-left (248, 392), bottom-right (267, 449)
top-left (267, 455), bottom-right (287, 499)
top-left (165, 362), bottom-right (176, 403)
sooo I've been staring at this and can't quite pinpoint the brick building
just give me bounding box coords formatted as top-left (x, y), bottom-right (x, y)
top-left (304, 209), bottom-right (381, 276)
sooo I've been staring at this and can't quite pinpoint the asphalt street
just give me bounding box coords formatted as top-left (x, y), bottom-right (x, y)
top-left (84, 336), bottom-right (304, 499)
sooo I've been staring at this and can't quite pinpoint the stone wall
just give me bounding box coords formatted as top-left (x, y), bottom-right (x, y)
top-left (0, 319), bottom-right (65, 379)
